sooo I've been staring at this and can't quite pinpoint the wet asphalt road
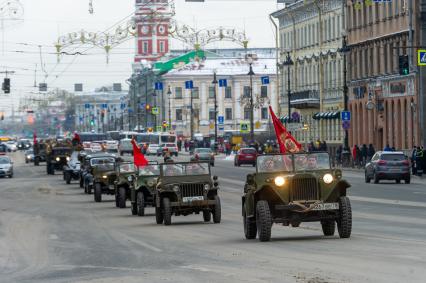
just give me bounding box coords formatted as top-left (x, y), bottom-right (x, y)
top-left (0, 151), bottom-right (425, 283)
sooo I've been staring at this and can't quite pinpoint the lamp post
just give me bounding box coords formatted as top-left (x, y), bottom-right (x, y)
top-left (212, 70), bottom-right (218, 146)
top-left (282, 51), bottom-right (294, 121)
top-left (247, 57), bottom-right (255, 142)
top-left (167, 86), bottom-right (172, 130)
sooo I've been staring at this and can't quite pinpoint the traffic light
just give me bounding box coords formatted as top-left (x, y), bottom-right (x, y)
top-left (162, 121), bottom-right (168, 129)
top-left (2, 78), bottom-right (10, 93)
top-left (145, 104), bottom-right (151, 112)
top-left (399, 55), bottom-right (409, 75)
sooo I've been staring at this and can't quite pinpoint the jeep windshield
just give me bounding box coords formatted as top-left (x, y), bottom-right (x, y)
top-left (257, 155), bottom-right (293, 173)
top-left (139, 165), bottom-right (160, 176)
top-left (161, 163), bottom-right (209, 177)
top-left (90, 157), bottom-right (115, 171)
top-left (52, 148), bottom-right (71, 155)
top-left (294, 153), bottom-right (330, 171)
top-left (119, 163), bottom-right (136, 173)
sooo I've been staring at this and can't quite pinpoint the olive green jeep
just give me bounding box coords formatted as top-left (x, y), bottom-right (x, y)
top-left (90, 155), bottom-right (119, 202)
top-left (242, 152), bottom-right (352, 242)
top-left (114, 161), bottom-right (137, 209)
top-left (130, 162), bottom-right (160, 216)
top-left (155, 162), bottom-right (221, 226)
top-left (46, 147), bottom-right (72, 175)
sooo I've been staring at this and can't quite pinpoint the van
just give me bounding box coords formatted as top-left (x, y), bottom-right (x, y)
top-left (119, 139), bottom-right (133, 156)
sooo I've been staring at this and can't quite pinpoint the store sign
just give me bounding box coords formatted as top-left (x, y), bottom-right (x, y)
top-left (390, 83), bottom-right (406, 94)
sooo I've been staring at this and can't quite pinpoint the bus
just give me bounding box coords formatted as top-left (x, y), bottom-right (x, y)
top-left (78, 132), bottom-right (108, 142)
top-left (135, 132), bottom-right (177, 146)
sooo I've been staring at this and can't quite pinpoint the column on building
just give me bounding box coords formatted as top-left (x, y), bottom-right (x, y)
top-left (233, 81), bottom-right (241, 131)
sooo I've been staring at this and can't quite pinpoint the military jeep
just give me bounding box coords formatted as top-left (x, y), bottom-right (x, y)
top-left (130, 162), bottom-right (160, 216)
top-left (114, 162), bottom-right (137, 209)
top-left (155, 162), bottom-right (221, 226)
top-left (242, 152), bottom-right (352, 242)
top-left (46, 147), bottom-right (72, 175)
top-left (33, 142), bottom-right (47, 166)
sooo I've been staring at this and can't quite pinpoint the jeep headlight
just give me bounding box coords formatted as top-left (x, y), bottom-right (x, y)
top-left (274, 176), bottom-right (286, 187)
top-left (204, 184), bottom-right (210, 191)
top-left (172, 185), bottom-right (180, 192)
top-left (56, 157), bottom-right (60, 162)
top-left (323, 174), bottom-right (334, 184)
top-left (27, 155), bottom-right (31, 159)
top-left (127, 175), bottom-right (134, 182)
top-left (102, 175), bottom-right (108, 179)
top-left (66, 156), bottom-right (70, 161)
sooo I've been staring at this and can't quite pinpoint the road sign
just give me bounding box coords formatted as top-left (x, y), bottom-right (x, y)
top-left (255, 121), bottom-right (261, 129)
top-left (84, 103), bottom-right (91, 109)
top-left (154, 82), bottom-right (163, 90)
top-left (120, 103), bottom-right (126, 110)
top-left (210, 123), bottom-right (215, 130)
top-left (287, 123), bottom-right (302, 131)
top-left (342, 120), bottom-right (351, 130)
top-left (151, 107), bottom-right (159, 115)
top-left (261, 76), bottom-right (270, 85)
top-left (101, 103), bottom-right (108, 109)
top-left (341, 111), bottom-right (351, 121)
top-left (218, 126), bottom-right (224, 131)
top-left (218, 79), bottom-right (227, 87)
top-left (240, 123), bottom-right (249, 133)
top-left (218, 116), bottom-right (224, 125)
top-left (139, 103), bottom-right (146, 109)
top-left (185, 80), bottom-right (194, 89)
top-left (418, 50), bottom-right (426, 66)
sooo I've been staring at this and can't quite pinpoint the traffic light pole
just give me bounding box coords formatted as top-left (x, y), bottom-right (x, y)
top-left (213, 72), bottom-right (218, 146)
top-left (190, 88), bottom-right (194, 141)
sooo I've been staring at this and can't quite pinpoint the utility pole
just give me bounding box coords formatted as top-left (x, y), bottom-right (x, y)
top-left (190, 88), bottom-right (194, 141)
top-left (167, 86), bottom-right (172, 131)
top-left (283, 51), bottom-right (293, 121)
top-left (247, 58), bottom-right (255, 143)
top-left (212, 71), bottom-right (218, 146)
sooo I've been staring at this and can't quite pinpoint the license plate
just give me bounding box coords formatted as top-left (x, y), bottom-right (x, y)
top-left (311, 203), bottom-right (339, 211)
top-left (183, 196), bottom-right (204, 203)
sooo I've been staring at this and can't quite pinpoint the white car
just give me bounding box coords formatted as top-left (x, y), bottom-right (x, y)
top-left (105, 140), bottom-right (119, 153)
top-left (119, 139), bottom-right (133, 156)
top-left (0, 155), bottom-right (13, 178)
top-left (147, 144), bottom-right (160, 155)
top-left (5, 141), bottom-right (17, 152)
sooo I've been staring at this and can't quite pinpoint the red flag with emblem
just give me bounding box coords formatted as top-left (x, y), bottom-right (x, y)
top-left (269, 106), bottom-right (302, 153)
top-left (131, 138), bottom-right (148, 167)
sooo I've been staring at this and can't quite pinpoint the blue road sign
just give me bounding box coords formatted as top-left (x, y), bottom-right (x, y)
top-left (418, 50), bottom-right (426, 66)
top-left (128, 108), bottom-right (133, 113)
top-left (101, 103), bottom-right (108, 109)
top-left (341, 111), bottom-right (351, 121)
top-left (140, 103), bottom-right (146, 109)
top-left (218, 79), bottom-right (227, 87)
top-left (342, 120), bottom-right (351, 130)
top-left (155, 82), bottom-right (163, 90)
top-left (219, 126), bottom-right (224, 131)
top-left (218, 116), bottom-right (224, 125)
top-left (120, 103), bottom-right (126, 110)
top-left (84, 103), bottom-right (90, 109)
top-left (185, 80), bottom-right (194, 89)
top-left (261, 76), bottom-right (270, 85)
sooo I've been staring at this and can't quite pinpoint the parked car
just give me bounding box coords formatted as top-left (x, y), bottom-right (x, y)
top-left (119, 139), bottom-right (133, 156)
top-left (25, 149), bottom-right (34, 163)
top-left (147, 144), bottom-right (160, 155)
top-left (17, 139), bottom-right (32, 150)
top-left (234, 148), bottom-right (258, 167)
top-left (5, 141), bottom-right (17, 152)
top-left (158, 143), bottom-right (178, 157)
top-left (191, 148), bottom-right (215, 166)
top-left (0, 155), bottom-right (13, 178)
top-left (0, 143), bottom-right (10, 154)
top-left (365, 151), bottom-right (410, 184)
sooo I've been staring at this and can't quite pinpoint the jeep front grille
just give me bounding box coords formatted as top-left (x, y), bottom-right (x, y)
top-left (290, 177), bottom-right (319, 201)
top-left (179, 183), bottom-right (204, 197)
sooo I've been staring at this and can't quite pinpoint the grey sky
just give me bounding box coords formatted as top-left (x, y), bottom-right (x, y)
top-left (0, 0), bottom-right (281, 113)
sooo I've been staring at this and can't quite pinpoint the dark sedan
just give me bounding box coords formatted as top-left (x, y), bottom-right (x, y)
top-left (234, 148), bottom-right (257, 167)
top-left (190, 148), bottom-right (215, 166)
top-left (365, 151), bottom-right (410, 184)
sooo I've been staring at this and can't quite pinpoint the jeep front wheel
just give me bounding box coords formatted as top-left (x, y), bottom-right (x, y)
top-left (337, 196), bottom-right (352, 238)
top-left (155, 205), bottom-right (164, 224)
top-left (131, 202), bottom-right (137, 215)
top-left (94, 183), bottom-right (102, 203)
top-left (203, 210), bottom-right (211, 222)
top-left (137, 192), bottom-right (145, 216)
top-left (65, 172), bottom-right (71, 184)
top-left (212, 195), bottom-right (221, 223)
top-left (243, 204), bottom-right (257, 239)
top-left (256, 200), bottom-right (272, 242)
top-left (163, 197), bottom-right (172, 226)
top-left (118, 187), bottom-right (126, 208)
top-left (321, 220), bottom-right (335, 236)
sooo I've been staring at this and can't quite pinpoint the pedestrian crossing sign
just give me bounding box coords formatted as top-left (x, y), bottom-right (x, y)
top-left (240, 123), bottom-right (249, 133)
top-left (418, 50), bottom-right (426, 66)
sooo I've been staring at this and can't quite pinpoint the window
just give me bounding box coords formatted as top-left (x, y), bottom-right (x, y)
top-left (175, 87), bottom-right (182, 99)
top-left (143, 42), bottom-right (148, 54)
top-left (209, 86), bottom-right (215, 98)
top-left (192, 87), bottom-right (199, 98)
top-left (261, 108), bottom-right (268, 120)
top-left (261, 85), bottom-right (268, 98)
top-left (225, 108), bottom-right (232, 120)
top-left (209, 109), bottom-right (215, 121)
top-left (175, 109), bottom-right (182, 121)
top-left (225, 86), bottom-right (232, 99)
top-left (244, 108), bottom-right (251, 120)
top-left (243, 86), bottom-right (251, 98)
top-left (159, 41), bottom-right (165, 53)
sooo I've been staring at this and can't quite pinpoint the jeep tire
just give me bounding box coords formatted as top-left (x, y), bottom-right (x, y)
top-left (163, 197), bottom-right (172, 226)
top-left (155, 205), bottom-right (164, 224)
top-left (94, 183), bottom-right (102, 203)
top-left (118, 187), bottom-right (126, 208)
top-left (203, 210), bottom-right (211, 222)
top-left (243, 204), bottom-right (257, 239)
top-left (65, 172), bottom-right (71, 184)
top-left (256, 200), bottom-right (272, 242)
top-left (212, 195), bottom-right (221, 223)
top-left (321, 220), bottom-right (336, 236)
top-left (337, 196), bottom-right (352, 238)
top-left (131, 202), bottom-right (137, 215)
top-left (137, 192), bottom-right (145, 216)
top-left (34, 157), bottom-right (40, 166)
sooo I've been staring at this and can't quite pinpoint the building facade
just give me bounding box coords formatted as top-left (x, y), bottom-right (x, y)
top-left (272, 0), bottom-right (345, 147)
top-left (162, 57), bottom-right (278, 138)
top-left (347, 0), bottom-right (420, 150)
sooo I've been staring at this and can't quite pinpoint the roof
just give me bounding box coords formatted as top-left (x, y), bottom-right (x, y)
top-left (163, 57), bottom-right (277, 77)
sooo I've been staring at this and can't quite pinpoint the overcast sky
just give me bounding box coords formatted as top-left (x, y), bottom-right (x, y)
top-left (0, 0), bottom-right (282, 113)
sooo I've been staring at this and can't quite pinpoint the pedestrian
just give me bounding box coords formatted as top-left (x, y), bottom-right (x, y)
top-left (321, 140), bottom-right (328, 152)
top-left (336, 145), bottom-right (343, 167)
top-left (177, 139), bottom-right (182, 152)
top-left (411, 146), bottom-right (417, 175)
top-left (361, 144), bottom-right (368, 167)
top-left (356, 145), bottom-right (362, 168)
top-left (352, 145), bottom-right (357, 167)
top-left (384, 144), bottom-right (392, 151)
top-left (416, 146), bottom-right (424, 176)
top-left (367, 144), bottom-right (375, 162)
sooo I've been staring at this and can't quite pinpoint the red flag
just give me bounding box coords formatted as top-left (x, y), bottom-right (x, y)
top-left (131, 138), bottom-right (148, 167)
top-left (269, 106), bottom-right (302, 153)
top-left (33, 132), bottom-right (37, 145)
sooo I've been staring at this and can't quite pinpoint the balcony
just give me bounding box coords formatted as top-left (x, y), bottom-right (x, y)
top-left (290, 90), bottom-right (320, 109)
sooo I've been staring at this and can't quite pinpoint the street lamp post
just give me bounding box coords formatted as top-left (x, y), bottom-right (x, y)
top-left (339, 33), bottom-right (351, 165)
top-left (190, 87), bottom-right (194, 141)
top-left (282, 51), bottom-right (294, 121)
top-left (167, 86), bottom-right (172, 130)
top-left (247, 57), bottom-right (255, 142)
top-left (212, 71), bottom-right (218, 146)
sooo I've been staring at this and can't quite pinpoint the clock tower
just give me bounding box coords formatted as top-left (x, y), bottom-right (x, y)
top-left (134, 0), bottom-right (172, 63)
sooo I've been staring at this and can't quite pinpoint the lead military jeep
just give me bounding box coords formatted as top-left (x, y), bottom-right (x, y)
top-left (242, 152), bottom-right (352, 242)
top-left (46, 147), bottom-right (73, 175)
top-left (155, 162), bottom-right (221, 226)
top-left (130, 162), bottom-right (160, 216)
top-left (89, 155), bottom-right (118, 202)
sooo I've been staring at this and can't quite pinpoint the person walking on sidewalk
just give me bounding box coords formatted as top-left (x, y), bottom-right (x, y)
top-left (361, 144), bottom-right (368, 167)
top-left (416, 147), bottom-right (424, 176)
top-left (367, 144), bottom-right (375, 162)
